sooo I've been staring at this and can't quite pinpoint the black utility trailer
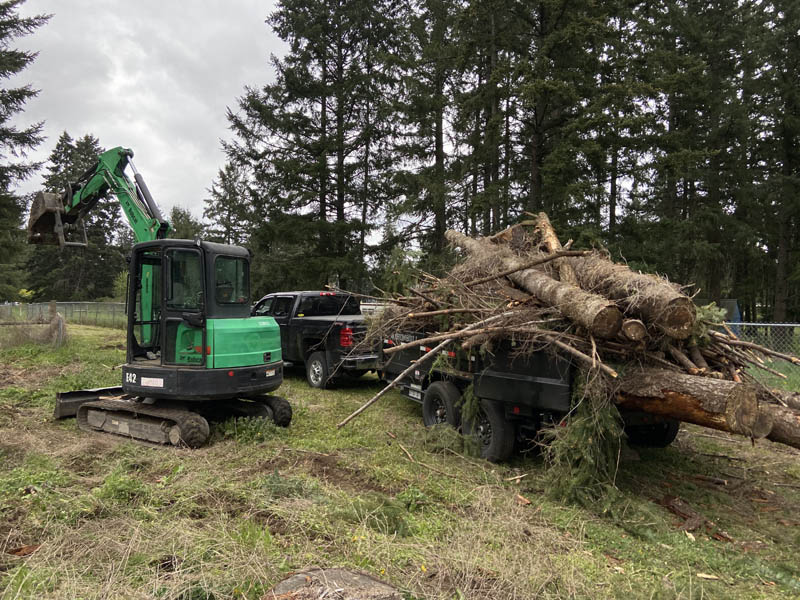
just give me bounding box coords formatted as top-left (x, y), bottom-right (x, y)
top-left (380, 332), bottom-right (679, 462)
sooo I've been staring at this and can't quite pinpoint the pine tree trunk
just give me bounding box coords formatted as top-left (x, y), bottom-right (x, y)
top-left (565, 254), bottom-right (696, 339)
top-left (761, 403), bottom-right (800, 450)
top-left (615, 368), bottom-right (773, 438)
top-left (446, 230), bottom-right (622, 337)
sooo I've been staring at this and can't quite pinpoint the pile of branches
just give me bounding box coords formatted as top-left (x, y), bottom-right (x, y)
top-left (358, 213), bottom-right (800, 450)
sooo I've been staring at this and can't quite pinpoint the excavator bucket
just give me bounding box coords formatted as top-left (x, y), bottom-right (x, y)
top-left (27, 191), bottom-right (87, 247)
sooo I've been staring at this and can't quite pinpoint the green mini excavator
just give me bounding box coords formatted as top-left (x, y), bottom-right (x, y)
top-left (28, 146), bottom-right (291, 447)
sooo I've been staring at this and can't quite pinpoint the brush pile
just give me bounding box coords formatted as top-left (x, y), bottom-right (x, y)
top-left (362, 213), bottom-right (800, 450)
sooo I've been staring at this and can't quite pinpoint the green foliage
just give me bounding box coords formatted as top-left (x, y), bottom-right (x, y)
top-left (330, 493), bottom-right (411, 537)
top-left (256, 470), bottom-right (315, 499)
top-left (203, 162), bottom-right (251, 246)
top-left (168, 205), bottom-right (204, 241)
top-left (543, 372), bottom-right (624, 510)
top-left (112, 270), bottom-right (128, 300)
top-left (0, 1), bottom-right (49, 301)
top-left (93, 466), bottom-right (151, 504)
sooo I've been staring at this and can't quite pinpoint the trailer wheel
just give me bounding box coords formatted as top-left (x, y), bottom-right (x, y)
top-left (422, 381), bottom-right (462, 428)
top-left (625, 419), bottom-right (680, 448)
top-left (464, 400), bottom-right (515, 462)
top-left (306, 352), bottom-right (329, 389)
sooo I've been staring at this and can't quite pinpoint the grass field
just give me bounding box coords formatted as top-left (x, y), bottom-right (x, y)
top-left (2, 326), bottom-right (800, 599)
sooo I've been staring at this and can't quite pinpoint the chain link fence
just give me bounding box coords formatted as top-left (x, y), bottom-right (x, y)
top-left (0, 302), bottom-right (126, 329)
top-left (725, 322), bottom-right (800, 388)
top-left (728, 323), bottom-right (799, 356)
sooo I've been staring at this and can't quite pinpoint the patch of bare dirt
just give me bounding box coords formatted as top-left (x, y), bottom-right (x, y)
top-left (0, 364), bottom-right (81, 389)
top-left (302, 453), bottom-right (390, 494)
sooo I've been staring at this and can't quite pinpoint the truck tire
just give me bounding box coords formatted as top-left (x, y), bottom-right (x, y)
top-left (464, 399), bottom-right (515, 463)
top-left (306, 352), bottom-right (329, 389)
top-left (422, 381), bottom-right (462, 428)
top-left (266, 396), bottom-right (293, 427)
top-left (625, 419), bottom-right (680, 448)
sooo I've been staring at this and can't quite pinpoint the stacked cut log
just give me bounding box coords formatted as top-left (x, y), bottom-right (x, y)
top-left (350, 213), bottom-right (800, 451)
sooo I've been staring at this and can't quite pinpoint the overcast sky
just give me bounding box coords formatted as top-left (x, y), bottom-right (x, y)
top-left (15, 0), bottom-right (283, 219)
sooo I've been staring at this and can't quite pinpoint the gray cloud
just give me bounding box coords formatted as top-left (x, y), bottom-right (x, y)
top-left (14, 0), bottom-right (283, 219)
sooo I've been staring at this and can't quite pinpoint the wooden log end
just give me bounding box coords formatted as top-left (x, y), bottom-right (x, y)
top-left (723, 384), bottom-right (761, 436)
top-left (658, 298), bottom-right (697, 340)
top-left (749, 409), bottom-right (774, 439)
top-left (593, 305), bottom-right (623, 339)
top-left (620, 318), bottom-right (647, 342)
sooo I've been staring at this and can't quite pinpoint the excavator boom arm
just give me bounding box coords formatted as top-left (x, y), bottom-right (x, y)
top-left (28, 146), bottom-right (172, 246)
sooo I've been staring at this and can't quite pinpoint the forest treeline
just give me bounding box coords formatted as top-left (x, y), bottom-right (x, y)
top-left (1, 0), bottom-right (798, 321)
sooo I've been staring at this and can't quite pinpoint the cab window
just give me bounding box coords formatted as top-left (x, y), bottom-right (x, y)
top-left (215, 256), bottom-right (249, 304)
top-left (270, 297), bottom-right (294, 317)
top-left (166, 249), bottom-right (203, 311)
top-left (253, 297), bottom-right (273, 316)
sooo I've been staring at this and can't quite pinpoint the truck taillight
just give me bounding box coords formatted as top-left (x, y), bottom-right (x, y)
top-left (340, 327), bottom-right (353, 347)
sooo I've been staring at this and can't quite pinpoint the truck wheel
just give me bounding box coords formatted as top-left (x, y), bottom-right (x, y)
top-left (266, 396), bottom-right (293, 427)
top-left (464, 400), bottom-right (515, 463)
top-left (625, 419), bottom-right (680, 448)
top-left (306, 352), bottom-right (329, 389)
top-left (422, 381), bottom-right (462, 428)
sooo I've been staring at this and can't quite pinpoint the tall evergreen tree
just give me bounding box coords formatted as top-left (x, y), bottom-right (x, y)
top-left (168, 205), bottom-right (203, 240)
top-left (0, 0), bottom-right (48, 301)
top-left (227, 0), bottom-right (401, 291)
top-left (393, 0), bottom-right (459, 255)
top-left (203, 162), bottom-right (251, 245)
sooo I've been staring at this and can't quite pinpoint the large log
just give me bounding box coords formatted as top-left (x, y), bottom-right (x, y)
top-left (760, 404), bottom-right (800, 450)
top-left (566, 254), bottom-right (696, 339)
top-left (614, 368), bottom-right (773, 438)
top-left (446, 230), bottom-right (623, 338)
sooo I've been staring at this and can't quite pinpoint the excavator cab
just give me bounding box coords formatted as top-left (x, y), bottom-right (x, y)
top-left (123, 239), bottom-right (283, 402)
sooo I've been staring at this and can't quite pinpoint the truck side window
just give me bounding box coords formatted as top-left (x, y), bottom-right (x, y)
top-left (270, 297), bottom-right (294, 317)
top-left (254, 298), bottom-right (273, 316)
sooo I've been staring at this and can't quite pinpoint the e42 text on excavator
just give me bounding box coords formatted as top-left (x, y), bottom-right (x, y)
top-left (27, 146), bottom-right (291, 447)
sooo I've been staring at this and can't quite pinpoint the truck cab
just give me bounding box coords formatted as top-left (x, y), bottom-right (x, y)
top-left (251, 291), bottom-right (378, 388)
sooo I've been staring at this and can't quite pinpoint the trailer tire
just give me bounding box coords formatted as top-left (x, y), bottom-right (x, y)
top-left (464, 399), bottom-right (515, 462)
top-left (306, 352), bottom-right (329, 389)
top-left (266, 396), bottom-right (293, 427)
top-left (625, 419), bottom-right (680, 448)
top-left (422, 381), bottom-right (462, 428)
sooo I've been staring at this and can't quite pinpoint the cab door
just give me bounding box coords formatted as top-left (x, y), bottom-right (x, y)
top-left (162, 247), bottom-right (207, 366)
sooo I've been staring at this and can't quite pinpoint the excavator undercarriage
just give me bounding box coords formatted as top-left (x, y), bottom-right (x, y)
top-left (56, 388), bottom-right (292, 448)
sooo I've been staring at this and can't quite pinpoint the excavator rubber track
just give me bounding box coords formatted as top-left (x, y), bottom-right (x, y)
top-left (76, 399), bottom-right (211, 448)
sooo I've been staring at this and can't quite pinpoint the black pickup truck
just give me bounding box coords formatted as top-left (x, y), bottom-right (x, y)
top-left (251, 291), bottom-right (379, 388)
top-left (381, 331), bottom-right (680, 462)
